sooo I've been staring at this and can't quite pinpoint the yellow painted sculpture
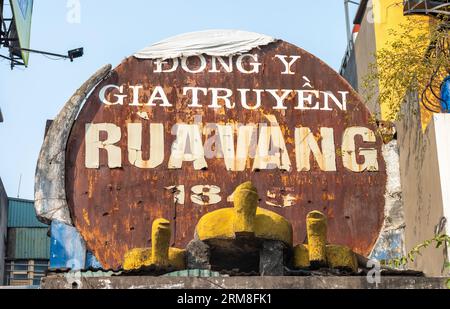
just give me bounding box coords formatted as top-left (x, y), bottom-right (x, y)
top-left (151, 219), bottom-right (171, 266)
top-left (123, 218), bottom-right (186, 271)
top-left (195, 181), bottom-right (293, 246)
top-left (326, 245), bottom-right (358, 272)
top-left (233, 182), bottom-right (259, 234)
top-left (293, 210), bottom-right (358, 272)
top-left (306, 211), bottom-right (328, 266)
top-left (122, 182), bottom-right (358, 274)
top-left (293, 244), bottom-right (310, 269)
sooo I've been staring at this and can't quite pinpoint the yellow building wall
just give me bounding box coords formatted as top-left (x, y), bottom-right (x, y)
top-left (372, 0), bottom-right (433, 128)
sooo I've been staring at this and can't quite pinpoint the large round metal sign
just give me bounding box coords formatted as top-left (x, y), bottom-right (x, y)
top-left (66, 39), bottom-right (386, 269)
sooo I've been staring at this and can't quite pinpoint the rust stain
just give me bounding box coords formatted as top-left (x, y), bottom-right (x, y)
top-left (82, 209), bottom-right (91, 226)
top-left (322, 192), bottom-right (335, 201)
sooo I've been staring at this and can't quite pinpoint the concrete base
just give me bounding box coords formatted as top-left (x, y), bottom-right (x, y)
top-left (41, 275), bottom-right (448, 289)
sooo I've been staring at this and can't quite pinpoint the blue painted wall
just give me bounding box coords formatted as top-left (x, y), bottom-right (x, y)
top-left (50, 221), bottom-right (103, 271)
top-left (440, 76), bottom-right (450, 113)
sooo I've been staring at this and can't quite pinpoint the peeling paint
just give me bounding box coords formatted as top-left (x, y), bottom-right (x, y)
top-left (370, 139), bottom-right (405, 262)
top-left (34, 65), bottom-right (112, 225)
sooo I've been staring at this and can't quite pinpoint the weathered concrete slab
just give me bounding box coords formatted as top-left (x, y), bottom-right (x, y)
top-left (186, 240), bottom-right (211, 270)
top-left (41, 275), bottom-right (448, 289)
top-left (259, 241), bottom-right (286, 276)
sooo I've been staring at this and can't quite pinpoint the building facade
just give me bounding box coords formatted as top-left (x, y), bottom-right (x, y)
top-left (5, 198), bottom-right (50, 286)
top-left (0, 106), bottom-right (6, 284)
top-left (0, 179), bottom-right (7, 285)
top-left (341, 0), bottom-right (450, 276)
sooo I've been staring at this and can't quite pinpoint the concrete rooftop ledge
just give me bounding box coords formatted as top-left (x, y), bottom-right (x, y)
top-left (40, 275), bottom-right (449, 289)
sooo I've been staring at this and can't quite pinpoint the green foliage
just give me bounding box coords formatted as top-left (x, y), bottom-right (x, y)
top-left (362, 17), bottom-right (450, 120)
top-left (383, 234), bottom-right (450, 288)
top-left (385, 234), bottom-right (450, 267)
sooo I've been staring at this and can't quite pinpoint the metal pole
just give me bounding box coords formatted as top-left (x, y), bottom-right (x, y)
top-left (17, 174), bottom-right (22, 198)
top-left (0, 53), bottom-right (22, 64)
top-left (344, 0), bottom-right (352, 44)
top-left (11, 47), bottom-right (71, 59)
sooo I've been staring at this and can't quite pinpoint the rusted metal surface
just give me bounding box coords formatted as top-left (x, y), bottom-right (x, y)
top-left (65, 41), bottom-right (387, 269)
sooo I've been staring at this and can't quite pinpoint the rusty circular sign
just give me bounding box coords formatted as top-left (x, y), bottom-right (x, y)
top-left (66, 37), bottom-right (386, 269)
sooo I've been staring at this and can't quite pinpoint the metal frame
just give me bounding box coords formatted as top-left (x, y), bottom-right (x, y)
top-left (344, 0), bottom-right (360, 43)
top-left (340, 0), bottom-right (361, 76)
top-left (5, 259), bottom-right (49, 286)
top-left (402, 2), bottom-right (450, 112)
top-left (404, 0), bottom-right (450, 16)
top-left (1, 1), bottom-right (82, 69)
top-left (340, 40), bottom-right (354, 76)
top-left (420, 23), bottom-right (450, 113)
top-left (0, 1), bottom-right (26, 68)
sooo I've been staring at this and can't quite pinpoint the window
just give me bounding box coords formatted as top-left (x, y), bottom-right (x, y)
top-left (5, 260), bottom-right (49, 286)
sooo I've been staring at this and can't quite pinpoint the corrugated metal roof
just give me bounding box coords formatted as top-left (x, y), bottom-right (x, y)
top-left (8, 198), bottom-right (48, 228)
top-left (7, 228), bottom-right (50, 259)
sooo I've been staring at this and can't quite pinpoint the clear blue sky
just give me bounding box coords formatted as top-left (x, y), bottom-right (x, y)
top-left (0, 0), bottom-right (358, 199)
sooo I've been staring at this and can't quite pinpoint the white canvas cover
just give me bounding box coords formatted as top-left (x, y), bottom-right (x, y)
top-left (134, 29), bottom-right (276, 60)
